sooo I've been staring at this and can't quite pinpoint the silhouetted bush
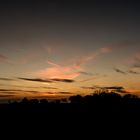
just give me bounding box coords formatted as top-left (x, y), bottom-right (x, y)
top-left (1, 91), bottom-right (140, 115)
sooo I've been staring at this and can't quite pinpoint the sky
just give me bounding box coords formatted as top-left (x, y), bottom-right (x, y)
top-left (0, 0), bottom-right (140, 102)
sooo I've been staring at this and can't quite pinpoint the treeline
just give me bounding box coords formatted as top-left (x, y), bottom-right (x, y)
top-left (0, 91), bottom-right (139, 114)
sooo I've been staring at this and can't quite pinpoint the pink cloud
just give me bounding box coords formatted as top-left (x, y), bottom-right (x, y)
top-left (35, 47), bottom-right (112, 80)
top-left (0, 54), bottom-right (12, 64)
top-left (0, 54), bottom-right (7, 62)
top-left (36, 61), bottom-right (81, 80)
top-left (135, 53), bottom-right (140, 60)
top-left (125, 52), bottom-right (140, 67)
top-left (46, 47), bottom-right (53, 55)
top-left (100, 47), bottom-right (113, 53)
top-left (74, 47), bottom-right (112, 67)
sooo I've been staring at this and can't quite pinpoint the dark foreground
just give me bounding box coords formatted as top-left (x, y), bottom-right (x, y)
top-left (1, 92), bottom-right (140, 117)
top-left (0, 92), bottom-right (140, 135)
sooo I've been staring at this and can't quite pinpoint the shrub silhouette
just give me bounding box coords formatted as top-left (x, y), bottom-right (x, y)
top-left (1, 91), bottom-right (140, 116)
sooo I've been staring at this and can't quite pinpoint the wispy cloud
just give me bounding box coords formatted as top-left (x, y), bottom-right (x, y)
top-left (0, 78), bottom-right (14, 81)
top-left (58, 92), bottom-right (73, 94)
top-left (35, 47), bottom-right (112, 80)
top-left (81, 86), bottom-right (99, 90)
top-left (0, 89), bottom-right (23, 92)
top-left (99, 47), bottom-right (113, 53)
top-left (18, 78), bottom-right (53, 83)
top-left (0, 95), bottom-right (15, 98)
top-left (103, 86), bottom-right (124, 90)
top-left (18, 77), bottom-right (75, 83)
top-left (42, 87), bottom-right (58, 89)
top-left (0, 89), bottom-right (39, 95)
top-left (36, 61), bottom-right (81, 80)
top-left (46, 47), bottom-right (53, 56)
top-left (0, 54), bottom-right (8, 61)
top-left (18, 48), bottom-right (43, 64)
top-left (100, 86), bottom-right (129, 94)
top-left (0, 89), bottom-right (44, 95)
top-left (133, 53), bottom-right (140, 68)
top-left (114, 67), bottom-right (140, 75)
top-left (128, 70), bottom-right (140, 75)
top-left (78, 71), bottom-right (93, 76)
top-left (133, 64), bottom-right (140, 68)
top-left (125, 52), bottom-right (140, 68)
top-left (81, 86), bottom-right (124, 90)
top-left (0, 54), bottom-right (12, 64)
top-left (74, 46), bottom-right (113, 66)
top-left (81, 85), bottom-right (128, 93)
top-left (51, 78), bottom-right (75, 83)
top-left (114, 68), bottom-right (127, 75)
top-left (80, 74), bottom-right (107, 82)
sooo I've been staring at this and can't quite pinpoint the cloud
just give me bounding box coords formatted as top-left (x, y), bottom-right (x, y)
top-left (0, 89), bottom-right (25, 96)
top-left (81, 86), bottom-right (126, 94)
top-left (105, 40), bottom-right (140, 51)
top-left (128, 70), bottom-right (140, 74)
top-left (44, 91), bottom-right (73, 95)
top-left (46, 47), bottom-right (53, 55)
top-left (43, 87), bottom-right (58, 89)
top-left (80, 77), bottom-right (97, 82)
top-left (10, 85), bottom-right (59, 90)
top-left (114, 68), bottom-right (127, 75)
top-left (80, 74), bottom-right (107, 82)
top-left (99, 47), bottom-right (113, 53)
top-left (0, 89), bottom-right (45, 95)
top-left (51, 78), bottom-right (75, 83)
top-left (103, 86), bottom-right (124, 90)
top-left (0, 54), bottom-right (11, 64)
top-left (18, 78), bottom-right (53, 83)
top-left (133, 54), bottom-right (140, 68)
top-left (117, 90), bottom-right (129, 94)
top-left (0, 54), bottom-right (8, 61)
top-left (0, 78), bottom-right (14, 81)
top-left (133, 64), bottom-right (140, 68)
top-left (0, 54), bottom-right (14, 64)
top-left (18, 48), bottom-right (43, 64)
top-left (78, 71), bottom-right (93, 76)
top-left (81, 86), bottom-right (99, 90)
top-left (82, 85), bottom-right (129, 94)
top-left (81, 86), bottom-right (124, 90)
top-left (0, 89), bottom-right (23, 92)
top-left (18, 77), bottom-right (75, 83)
top-left (75, 47), bottom-right (113, 66)
top-left (101, 86), bottom-right (129, 94)
top-left (25, 91), bottom-right (40, 94)
top-left (58, 92), bottom-right (73, 94)
top-left (0, 95), bottom-right (15, 98)
top-left (0, 89), bottom-right (40, 95)
top-left (114, 66), bottom-right (140, 75)
top-left (36, 61), bottom-right (81, 80)
top-left (35, 47), bottom-right (112, 81)
top-left (126, 52), bottom-right (140, 68)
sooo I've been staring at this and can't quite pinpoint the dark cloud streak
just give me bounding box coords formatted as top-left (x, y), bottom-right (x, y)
top-left (82, 86), bottom-right (125, 90)
top-left (18, 77), bottom-right (75, 83)
top-left (58, 92), bottom-right (73, 94)
top-left (0, 54), bottom-right (8, 62)
top-left (43, 87), bottom-right (58, 89)
top-left (0, 95), bottom-right (15, 98)
top-left (18, 78), bottom-right (53, 83)
top-left (128, 70), bottom-right (140, 74)
top-left (51, 78), bottom-right (75, 83)
top-left (0, 78), bottom-right (14, 81)
top-left (114, 68), bottom-right (127, 75)
top-left (78, 71), bottom-right (93, 76)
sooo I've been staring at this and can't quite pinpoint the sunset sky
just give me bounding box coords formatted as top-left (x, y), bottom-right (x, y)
top-left (0, 0), bottom-right (140, 102)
